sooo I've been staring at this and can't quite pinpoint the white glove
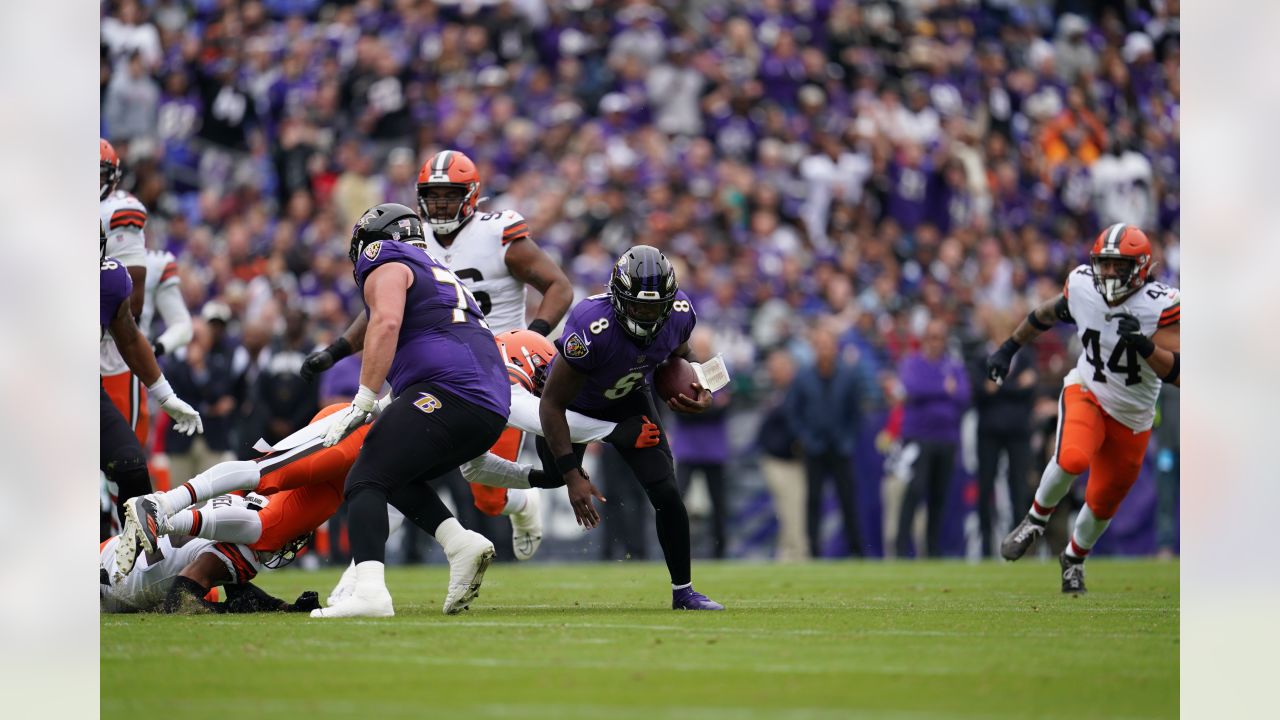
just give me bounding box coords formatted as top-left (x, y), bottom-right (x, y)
top-left (148, 377), bottom-right (203, 436)
top-left (323, 385), bottom-right (378, 447)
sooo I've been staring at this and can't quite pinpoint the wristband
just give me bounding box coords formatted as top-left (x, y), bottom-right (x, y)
top-left (1161, 352), bottom-right (1179, 384)
top-left (147, 376), bottom-right (175, 405)
top-left (353, 385), bottom-right (378, 412)
top-left (999, 338), bottom-right (1022, 355)
top-left (328, 336), bottom-right (354, 362)
top-left (528, 319), bottom-right (553, 337)
top-left (1027, 311), bottom-right (1053, 332)
top-left (555, 453), bottom-right (582, 476)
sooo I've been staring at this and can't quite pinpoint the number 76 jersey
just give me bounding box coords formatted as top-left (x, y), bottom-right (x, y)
top-left (1063, 264), bottom-right (1180, 431)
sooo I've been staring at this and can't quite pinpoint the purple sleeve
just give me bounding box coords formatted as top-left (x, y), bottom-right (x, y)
top-left (556, 303), bottom-right (604, 373)
top-left (100, 260), bottom-right (133, 330)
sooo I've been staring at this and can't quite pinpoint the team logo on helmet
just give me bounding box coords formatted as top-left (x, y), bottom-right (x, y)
top-left (363, 241), bottom-right (383, 260)
top-left (563, 332), bottom-right (589, 359)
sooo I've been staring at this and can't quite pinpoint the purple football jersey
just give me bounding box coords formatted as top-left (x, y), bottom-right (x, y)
top-left (100, 257), bottom-right (133, 335)
top-left (555, 291), bottom-right (696, 418)
top-left (354, 241), bottom-right (510, 418)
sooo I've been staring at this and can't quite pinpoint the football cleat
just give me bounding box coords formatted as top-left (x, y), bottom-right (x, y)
top-left (310, 588), bottom-right (395, 619)
top-left (443, 530), bottom-right (495, 615)
top-left (510, 489), bottom-right (543, 561)
top-left (112, 535), bottom-right (145, 585)
top-left (672, 586), bottom-right (725, 611)
top-left (1001, 516), bottom-right (1045, 561)
top-left (1060, 553), bottom-right (1087, 594)
top-left (123, 495), bottom-right (162, 552)
top-left (326, 560), bottom-right (358, 606)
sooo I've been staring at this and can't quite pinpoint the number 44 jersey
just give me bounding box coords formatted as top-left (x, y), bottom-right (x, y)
top-left (419, 209), bottom-right (531, 334)
top-left (1063, 264), bottom-right (1180, 431)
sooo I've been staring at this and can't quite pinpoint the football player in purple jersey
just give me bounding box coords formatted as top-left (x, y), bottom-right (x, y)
top-left (539, 245), bottom-right (725, 610)
top-left (310, 203), bottom-right (511, 619)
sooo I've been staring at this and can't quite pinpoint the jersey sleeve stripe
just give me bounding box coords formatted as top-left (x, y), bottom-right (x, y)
top-left (160, 263), bottom-right (179, 283)
top-left (1160, 302), bottom-right (1180, 318)
top-left (109, 209), bottom-right (147, 230)
top-left (502, 222), bottom-right (529, 236)
top-left (1158, 311), bottom-right (1180, 327)
top-left (213, 542), bottom-right (258, 583)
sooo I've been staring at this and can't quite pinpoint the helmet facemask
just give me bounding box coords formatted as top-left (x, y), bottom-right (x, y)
top-left (418, 183), bottom-right (476, 236)
top-left (100, 160), bottom-right (120, 201)
top-left (611, 293), bottom-right (675, 344)
top-left (1090, 253), bottom-right (1142, 304)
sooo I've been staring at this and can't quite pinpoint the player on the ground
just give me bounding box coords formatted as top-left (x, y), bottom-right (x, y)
top-left (101, 224), bottom-right (202, 555)
top-left (539, 245), bottom-right (725, 610)
top-left (101, 138), bottom-right (148, 319)
top-left (988, 223), bottom-right (1180, 593)
top-left (311, 202), bottom-right (510, 618)
top-left (302, 150), bottom-right (573, 559)
top-left (101, 492), bottom-right (320, 615)
top-left (101, 249), bottom-right (193, 446)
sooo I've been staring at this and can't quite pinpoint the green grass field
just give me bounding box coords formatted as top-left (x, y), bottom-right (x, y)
top-left (101, 559), bottom-right (1177, 719)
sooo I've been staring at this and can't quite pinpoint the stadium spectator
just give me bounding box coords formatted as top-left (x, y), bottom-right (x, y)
top-left (895, 318), bottom-right (971, 558)
top-left (164, 320), bottom-right (236, 483)
top-left (671, 329), bottom-right (732, 559)
top-left (968, 308), bottom-right (1038, 558)
top-left (756, 348), bottom-right (807, 562)
top-left (104, 52), bottom-right (160, 141)
top-left (787, 324), bottom-right (864, 558)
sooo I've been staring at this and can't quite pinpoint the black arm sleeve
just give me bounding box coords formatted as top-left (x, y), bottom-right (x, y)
top-left (1054, 296), bottom-right (1075, 324)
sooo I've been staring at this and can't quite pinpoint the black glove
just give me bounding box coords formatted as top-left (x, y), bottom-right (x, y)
top-left (528, 319), bottom-right (553, 337)
top-left (985, 339), bottom-right (1022, 383)
top-left (301, 337), bottom-right (353, 381)
top-left (152, 341), bottom-right (167, 357)
top-left (285, 590), bottom-right (321, 613)
top-left (1113, 312), bottom-right (1155, 358)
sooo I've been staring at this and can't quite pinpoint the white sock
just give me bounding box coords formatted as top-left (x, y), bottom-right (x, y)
top-left (434, 517), bottom-right (465, 549)
top-left (159, 460), bottom-right (261, 516)
top-left (166, 505), bottom-right (263, 544)
top-left (1032, 459), bottom-right (1078, 518)
top-left (501, 488), bottom-right (529, 516)
top-left (1066, 505), bottom-right (1111, 560)
top-left (354, 560), bottom-right (387, 598)
top-left (672, 582), bottom-right (692, 591)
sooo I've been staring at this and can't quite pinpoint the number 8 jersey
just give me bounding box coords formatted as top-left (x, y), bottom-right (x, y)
top-left (1063, 264), bottom-right (1180, 431)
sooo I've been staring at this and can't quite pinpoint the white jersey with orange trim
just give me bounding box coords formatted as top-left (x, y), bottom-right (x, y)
top-left (100, 496), bottom-right (262, 613)
top-left (1063, 264), bottom-right (1180, 431)
top-left (420, 209), bottom-right (531, 334)
top-left (100, 249), bottom-right (182, 376)
top-left (100, 190), bottom-right (148, 268)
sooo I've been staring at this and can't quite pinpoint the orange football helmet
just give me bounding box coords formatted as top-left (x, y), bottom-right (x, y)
top-left (417, 150), bottom-right (481, 236)
top-left (100, 138), bottom-right (120, 200)
top-left (495, 329), bottom-right (557, 395)
top-left (1089, 223), bottom-right (1154, 304)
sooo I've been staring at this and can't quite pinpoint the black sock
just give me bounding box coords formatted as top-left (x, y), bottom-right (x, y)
top-left (388, 482), bottom-right (454, 535)
top-left (527, 467), bottom-right (565, 489)
top-left (642, 478), bottom-right (691, 586)
top-left (347, 488), bottom-right (390, 563)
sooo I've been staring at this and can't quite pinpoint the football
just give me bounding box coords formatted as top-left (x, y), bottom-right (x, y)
top-left (654, 356), bottom-right (699, 402)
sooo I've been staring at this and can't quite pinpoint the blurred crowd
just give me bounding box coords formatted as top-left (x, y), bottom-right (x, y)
top-left (101, 0), bottom-right (1180, 560)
